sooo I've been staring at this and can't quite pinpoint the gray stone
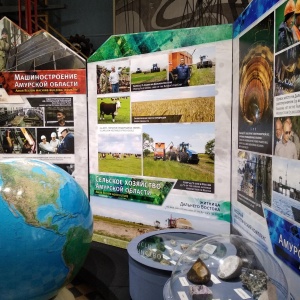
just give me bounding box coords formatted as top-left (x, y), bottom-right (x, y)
top-left (240, 269), bottom-right (268, 299)
top-left (217, 255), bottom-right (243, 280)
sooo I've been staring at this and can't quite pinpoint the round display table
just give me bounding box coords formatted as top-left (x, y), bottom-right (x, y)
top-left (127, 229), bottom-right (210, 300)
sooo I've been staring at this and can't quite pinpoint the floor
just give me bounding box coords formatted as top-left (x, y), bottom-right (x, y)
top-left (66, 278), bottom-right (104, 300)
top-left (66, 241), bottom-right (132, 300)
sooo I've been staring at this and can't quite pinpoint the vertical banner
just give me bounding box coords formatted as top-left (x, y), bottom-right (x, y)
top-left (0, 17), bottom-right (88, 193)
top-left (88, 25), bottom-right (233, 248)
top-left (232, 0), bottom-right (300, 298)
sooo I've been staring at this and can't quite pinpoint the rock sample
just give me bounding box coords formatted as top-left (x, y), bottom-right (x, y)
top-left (187, 258), bottom-right (211, 284)
top-left (170, 239), bottom-right (177, 247)
top-left (240, 269), bottom-right (268, 299)
top-left (217, 255), bottom-right (243, 280)
top-left (258, 282), bottom-right (278, 300)
top-left (199, 253), bottom-right (209, 260)
top-left (181, 243), bottom-right (190, 251)
top-left (189, 285), bottom-right (213, 300)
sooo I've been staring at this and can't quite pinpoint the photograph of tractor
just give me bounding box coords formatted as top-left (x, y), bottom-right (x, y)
top-left (151, 63), bottom-right (160, 72)
top-left (153, 141), bottom-right (199, 164)
top-left (197, 55), bottom-right (213, 68)
top-left (143, 126), bottom-right (214, 182)
top-left (175, 142), bottom-right (199, 164)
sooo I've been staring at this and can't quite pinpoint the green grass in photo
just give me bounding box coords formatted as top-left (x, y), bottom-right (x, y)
top-left (131, 70), bottom-right (167, 84)
top-left (98, 153), bottom-right (142, 175)
top-left (143, 153), bottom-right (214, 182)
top-left (97, 96), bottom-right (130, 123)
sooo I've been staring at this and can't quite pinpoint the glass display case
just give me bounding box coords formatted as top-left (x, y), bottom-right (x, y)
top-left (127, 229), bottom-right (211, 300)
top-left (163, 234), bottom-right (288, 300)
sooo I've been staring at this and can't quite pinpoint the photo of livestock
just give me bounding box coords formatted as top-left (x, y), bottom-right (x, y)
top-left (97, 96), bottom-right (130, 124)
top-left (143, 124), bottom-right (215, 182)
top-left (98, 130), bottom-right (142, 175)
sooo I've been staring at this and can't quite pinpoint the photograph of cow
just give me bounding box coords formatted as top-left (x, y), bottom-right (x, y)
top-left (97, 96), bottom-right (130, 124)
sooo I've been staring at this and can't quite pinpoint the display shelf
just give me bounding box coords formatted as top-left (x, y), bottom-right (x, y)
top-left (127, 229), bottom-right (211, 300)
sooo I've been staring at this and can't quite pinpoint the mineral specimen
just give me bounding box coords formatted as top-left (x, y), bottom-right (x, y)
top-left (160, 259), bottom-right (171, 266)
top-left (181, 243), bottom-right (190, 251)
top-left (168, 249), bottom-right (175, 256)
top-left (199, 253), bottom-right (209, 260)
top-left (187, 258), bottom-right (211, 284)
top-left (240, 269), bottom-right (268, 299)
top-left (217, 255), bottom-right (243, 280)
top-left (189, 285), bottom-right (213, 300)
top-left (170, 239), bottom-right (177, 247)
top-left (258, 282), bottom-right (278, 300)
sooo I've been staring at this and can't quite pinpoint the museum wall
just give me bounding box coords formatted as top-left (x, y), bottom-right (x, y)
top-left (115, 0), bottom-right (252, 34)
top-left (232, 0), bottom-right (300, 298)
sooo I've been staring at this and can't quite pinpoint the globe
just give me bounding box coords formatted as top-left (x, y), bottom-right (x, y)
top-left (0, 159), bottom-right (93, 300)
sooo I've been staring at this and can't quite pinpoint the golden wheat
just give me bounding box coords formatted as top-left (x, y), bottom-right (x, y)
top-left (132, 97), bottom-right (215, 122)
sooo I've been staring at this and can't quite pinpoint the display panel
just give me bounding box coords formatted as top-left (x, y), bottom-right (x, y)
top-left (88, 25), bottom-right (233, 248)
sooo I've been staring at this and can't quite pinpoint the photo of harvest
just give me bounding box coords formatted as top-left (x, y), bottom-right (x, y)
top-left (132, 96), bottom-right (215, 123)
top-left (131, 87), bottom-right (215, 123)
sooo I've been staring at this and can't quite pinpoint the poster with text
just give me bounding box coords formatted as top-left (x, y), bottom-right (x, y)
top-left (0, 17), bottom-right (88, 193)
top-left (88, 26), bottom-right (232, 248)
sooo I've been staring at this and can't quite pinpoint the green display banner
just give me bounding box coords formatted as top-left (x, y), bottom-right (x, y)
top-left (88, 24), bottom-right (232, 62)
top-left (90, 174), bottom-right (174, 205)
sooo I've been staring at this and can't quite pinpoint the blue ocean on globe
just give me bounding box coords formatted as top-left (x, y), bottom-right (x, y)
top-left (0, 159), bottom-right (93, 300)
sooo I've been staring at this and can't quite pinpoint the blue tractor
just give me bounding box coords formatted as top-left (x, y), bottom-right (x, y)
top-left (176, 142), bottom-right (199, 164)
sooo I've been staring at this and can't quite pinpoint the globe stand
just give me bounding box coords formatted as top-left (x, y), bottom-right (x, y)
top-left (52, 287), bottom-right (75, 300)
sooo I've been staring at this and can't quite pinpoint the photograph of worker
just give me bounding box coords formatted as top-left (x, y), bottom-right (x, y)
top-left (237, 151), bottom-right (272, 216)
top-left (96, 59), bottom-right (130, 95)
top-left (130, 53), bottom-right (169, 91)
top-left (0, 127), bottom-right (36, 154)
top-left (142, 123), bottom-right (214, 189)
top-left (273, 116), bottom-right (300, 160)
top-left (45, 106), bottom-right (74, 127)
top-left (272, 156), bottom-right (300, 223)
top-left (168, 46), bottom-right (215, 88)
top-left (238, 12), bottom-right (274, 155)
top-left (0, 107), bottom-right (43, 127)
top-left (97, 95), bottom-right (130, 124)
top-left (131, 86), bottom-right (215, 123)
top-left (274, 43), bottom-right (300, 96)
top-left (97, 125), bottom-right (142, 175)
top-left (37, 127), bottom-right (74, 154)
top-left (275, 0), bottom-right (299, 54)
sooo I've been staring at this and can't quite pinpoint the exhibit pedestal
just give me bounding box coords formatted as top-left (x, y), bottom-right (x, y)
top-left (127, 229), bottom-right (209, 300)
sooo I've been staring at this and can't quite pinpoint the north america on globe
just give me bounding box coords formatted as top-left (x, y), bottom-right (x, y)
top-left (0, 159), bottom-right (93, 300)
